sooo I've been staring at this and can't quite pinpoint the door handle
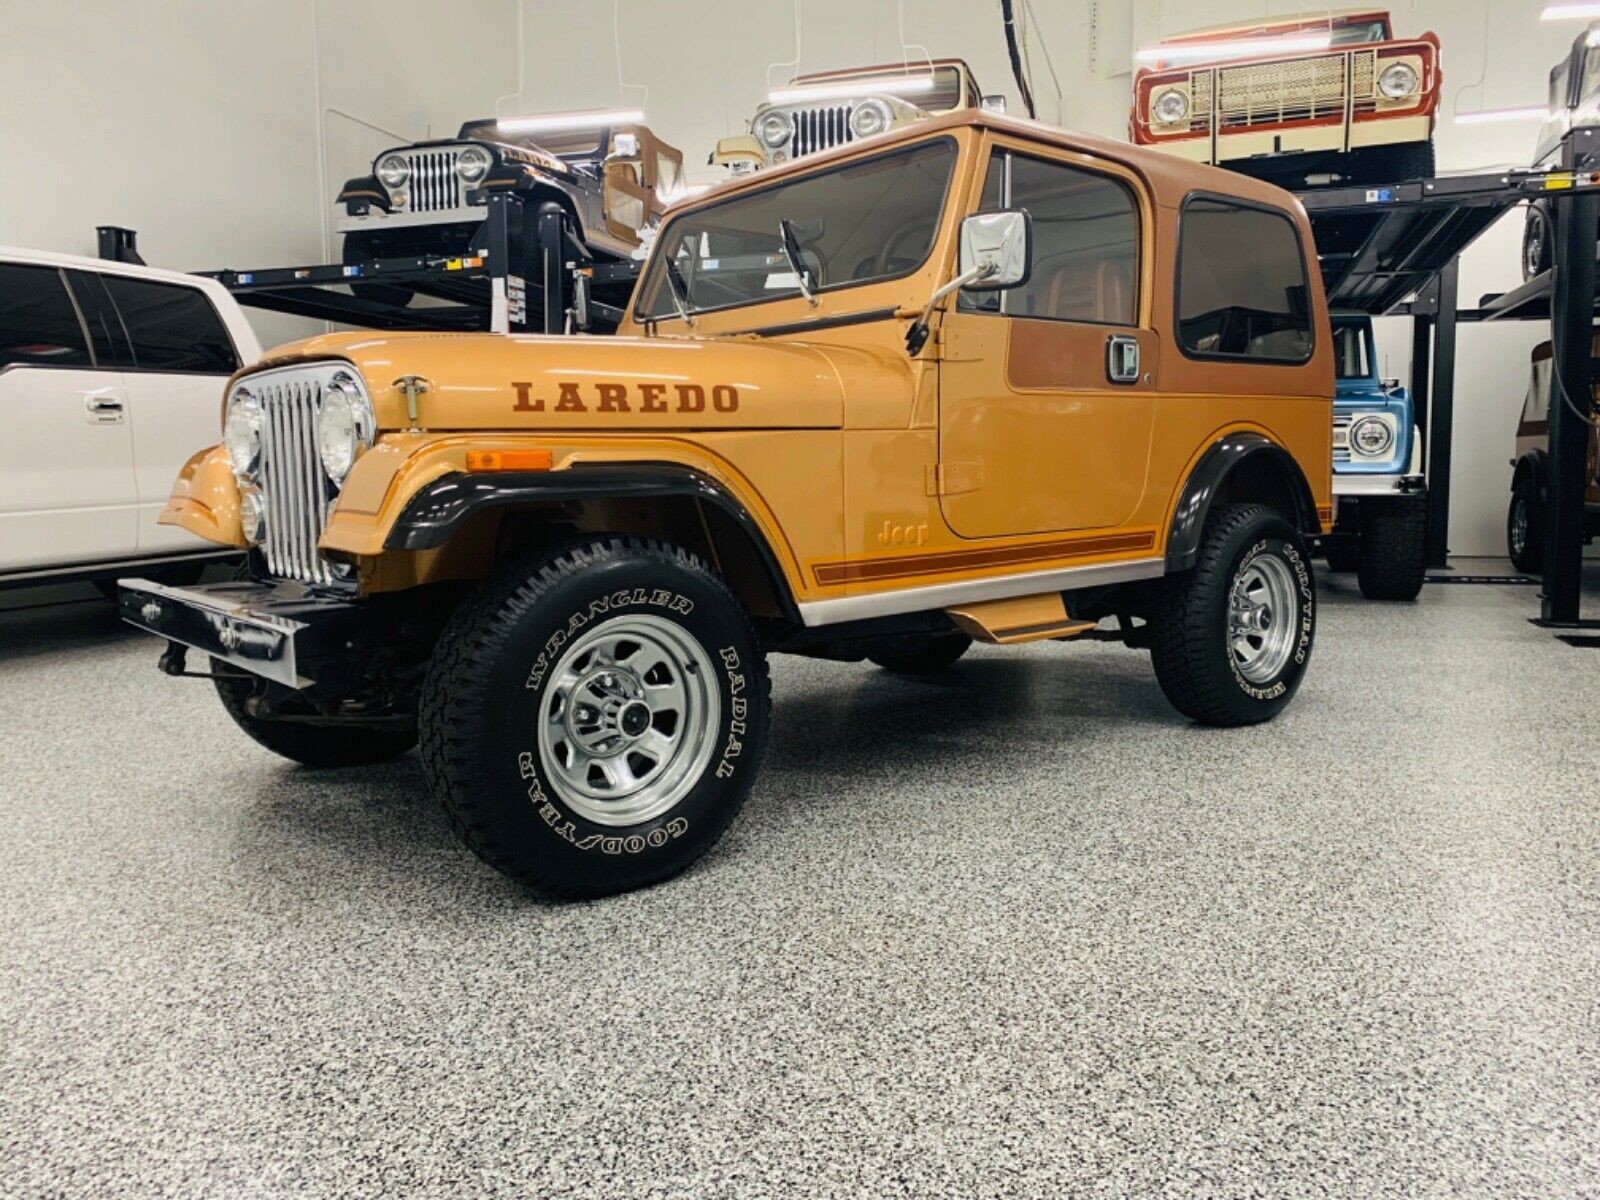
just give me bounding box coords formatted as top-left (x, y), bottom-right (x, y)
top-left (1106, 335), bottom-right (1141, 385)
top-left (84, 395), bottom-right (125, 423)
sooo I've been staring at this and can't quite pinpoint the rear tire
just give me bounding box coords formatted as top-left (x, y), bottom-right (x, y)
top-left (420, 538), bottom-right (770, 899)
top-left (1356, 500), bottom-right (1428, 601)
top-left (213, 671), bottom-right (417, 767)
top-left (1508, 475), bottom-right (1544, 574)
top-left (1150, 504), bottom-right (1315, 727)
top-left (869, 633), bottom-right (972, 675)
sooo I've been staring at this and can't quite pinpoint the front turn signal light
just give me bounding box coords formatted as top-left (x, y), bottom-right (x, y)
top-left (466, 449), bottom-right (554, 472)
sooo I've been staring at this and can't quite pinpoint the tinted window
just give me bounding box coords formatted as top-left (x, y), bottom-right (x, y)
top-left (0, 264), bottom-right (91, 369)
top-left (101, 276), bottom-right (238, 373)
top-left (1177, 197), bottom-right (1312, 362)
top-left (637, 139), bottom-right (957, 319)
top-left (961, 148), bottom-right (1139, 325)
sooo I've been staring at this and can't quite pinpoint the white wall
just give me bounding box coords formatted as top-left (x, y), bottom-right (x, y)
top-left (0, 0), bottom-right (1572, 554)
top-left (0, 0), bottom-right (518, 348)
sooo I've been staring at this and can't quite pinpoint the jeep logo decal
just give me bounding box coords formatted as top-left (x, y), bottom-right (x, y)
top-left (512, 380), bottom-right (739, 415)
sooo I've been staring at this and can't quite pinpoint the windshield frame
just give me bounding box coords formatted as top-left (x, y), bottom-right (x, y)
top-left (632, 135), bottom-right (961, 326)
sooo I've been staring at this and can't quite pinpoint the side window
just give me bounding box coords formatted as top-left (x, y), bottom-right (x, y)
top-left (959, 148), bottom-right (1140, 325)
top-left (0, 264), bottom-right (91, 369)
top-left (1177, 197), bottom-right (1313, 363)
top-left (100, 276), bottom-right (238, 374)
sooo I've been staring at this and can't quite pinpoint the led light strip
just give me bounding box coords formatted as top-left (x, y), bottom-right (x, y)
top-left (497, 108), bottom-right (644, 134)
top-left (1135, 33), bottom-right (1333, 66)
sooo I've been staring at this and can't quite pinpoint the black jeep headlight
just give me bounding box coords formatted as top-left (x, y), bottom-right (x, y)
top-left (456, 145), bottom-right (493, 184)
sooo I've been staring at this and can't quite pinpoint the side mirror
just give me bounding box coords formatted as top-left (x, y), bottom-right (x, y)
top-left (959, 209), bottom-right (1031, 291)
top-left (980, 94), bottom-right (1008, 114)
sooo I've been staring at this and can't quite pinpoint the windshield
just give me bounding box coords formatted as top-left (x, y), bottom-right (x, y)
top-left (636, 138), bottom-right (957, 321)
top-left (1329, 19), bottom-right (1389, 46)
top-left (456, 119), bottom-right (602, 159)
top-left (1333, 321), bottom-right (1373, 381)
top-left (795, 64), bottom-right (967, 111)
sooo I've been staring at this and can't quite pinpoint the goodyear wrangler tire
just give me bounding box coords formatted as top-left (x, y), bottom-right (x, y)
top-left (1150, 504), bottom-right (1315, 727)
top-left (420, 538), bottom-right (770, 899)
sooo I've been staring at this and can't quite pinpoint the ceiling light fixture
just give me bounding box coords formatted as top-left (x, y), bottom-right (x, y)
top-left (1453, 106), bottom-right (1549, 124)
top-left (496, 108), bottom-right (644, 134)
top-left (1541, 3), bottom-right (1600, 19)
top-left (1135, 33), bottom-right (1332, 66)
top-left (768, 76), bottom-right (935, 104)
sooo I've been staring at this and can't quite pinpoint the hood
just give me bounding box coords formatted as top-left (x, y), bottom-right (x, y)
top-left (1335, 377), bottom-right (1409, 408)
top-left (247, 330), bottom-right (880, 432)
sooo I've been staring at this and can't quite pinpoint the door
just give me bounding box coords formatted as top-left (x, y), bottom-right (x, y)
top-left (93, 272), bottom-right (241, 554)
top-left (938, 145), bottom-right (1158, 539)
top-left (0, 263), bottom-right (136, 571)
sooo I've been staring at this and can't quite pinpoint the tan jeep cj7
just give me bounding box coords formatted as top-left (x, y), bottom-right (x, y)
top-left (121, 112), bottom-right (1334, 899)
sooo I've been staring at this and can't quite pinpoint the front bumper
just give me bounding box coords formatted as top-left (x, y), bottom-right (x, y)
top-left (118, 577), bottom-right (361, 690)
top-left (1332, 474), bottom-right (1426, 498)
top-left (335, 205), bottom-right (483, 235)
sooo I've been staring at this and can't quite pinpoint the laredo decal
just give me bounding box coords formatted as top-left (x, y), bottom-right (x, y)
top-left (512, 380), bottom-right (739, 415)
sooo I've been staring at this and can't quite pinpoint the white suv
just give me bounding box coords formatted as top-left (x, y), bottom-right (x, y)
top-left (0, 247), bottom-right (262, 591)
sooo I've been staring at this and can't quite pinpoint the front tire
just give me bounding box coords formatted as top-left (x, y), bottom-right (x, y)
top-left (1150, 504), bottom-right (1316, 727)
top-left (1356, 500), bottom-right (1428, 601)
top-left (420, 538), bottom-right (770, 899)
top-left (1508, 475), bottom-right (1544, 574)
top-left (1523, 204), bottom-right (1554, 282)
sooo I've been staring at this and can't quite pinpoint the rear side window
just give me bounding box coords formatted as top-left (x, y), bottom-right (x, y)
top-left (0, 264), bottom-right (91, 369)
top-left (101, 276), bottom-right (238, 374)
top-left (1177, 197), bottom-right (1313, 363)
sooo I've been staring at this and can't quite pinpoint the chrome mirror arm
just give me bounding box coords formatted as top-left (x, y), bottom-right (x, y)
top-left (905, 262), bottom-right (996, 357)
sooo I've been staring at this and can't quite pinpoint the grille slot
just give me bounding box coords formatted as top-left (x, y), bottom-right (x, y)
top-left (402, 149), bottom-right (462, 212)
top-left (1332, 413), bottom-right (1353, 464)
top-left (789, 105), bottom-right (854, 157)
top-left (255, 372), bottom-right (336, 585)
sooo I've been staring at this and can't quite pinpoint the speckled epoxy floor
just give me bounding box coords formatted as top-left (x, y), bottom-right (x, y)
top-left (2, 563), bottom-right (1598, 1198)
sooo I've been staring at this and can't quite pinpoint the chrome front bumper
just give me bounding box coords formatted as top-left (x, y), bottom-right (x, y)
top-left (118, 577), bottom-right (359, 690)
top-left (334, 205), bottom-right (483, 234)
top-left (1332, 474), bottom-right (1426, 498)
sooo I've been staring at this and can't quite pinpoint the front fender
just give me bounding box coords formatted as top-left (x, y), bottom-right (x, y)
top-left (158, 445), bottom-right (246, 548)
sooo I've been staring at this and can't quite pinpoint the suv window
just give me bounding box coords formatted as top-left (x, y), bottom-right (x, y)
top-left (961, 147), bottom-right (1139, 325)
top-left (0, 264), bottom-right (91, 369)
top-left (100, 276), bottom-right (238, 374)
top-left (637, 138), bottom-right (957, 320)
top-left (1177, 197), bottom-right (1313, 363)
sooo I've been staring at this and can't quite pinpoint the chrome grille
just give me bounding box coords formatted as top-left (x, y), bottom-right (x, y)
top-left (402, 148), bottom-right (462, 212)
top-left (251, 368), bottom-right (342, 585)
top-left (1216, 55), bottom-right (1348, 127)
top-left (790, 105), bottom-right (854, 157)
top-left (1332, 413), bottom-right (1353, 464)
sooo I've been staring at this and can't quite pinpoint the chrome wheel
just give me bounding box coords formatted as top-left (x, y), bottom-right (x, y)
top-left (1228, 554), bottom-right (1300, 685)
top-left (1510, 495), bottom-right (1528, 558)
top-left (536, 614), bottom-right (720, 827)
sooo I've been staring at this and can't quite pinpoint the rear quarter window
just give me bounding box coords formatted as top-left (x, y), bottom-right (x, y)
top-left (1176, 196), bottom-right (1314, 364)
top-left (101, 275), bottom-right (239, 374)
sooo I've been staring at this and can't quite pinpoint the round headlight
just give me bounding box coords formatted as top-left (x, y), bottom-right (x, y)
top-left (238, 489), bottom-right (265, 545)
top-left (376, 153), bottom-right (410, 189)
top-left (756, 110), bottom-right (792, 149)
top-left (456, 144), bottom-right (492, 184)
top-left (224, 388), bottom-right (261, 479)
top-left (850, 99), bottom-right (892, 140)
top-left (318, 374), bottom-right (373, 483)
top-left (1350, 415), bottom-right (1396, 457)
top-left (1153, 88), bottom-right (1191, 124)
top-left (1378, 62), bottom-right (1419, 100)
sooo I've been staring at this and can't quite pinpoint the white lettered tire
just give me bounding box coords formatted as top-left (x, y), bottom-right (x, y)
top-left (420, 538), bottom-right (770, 898)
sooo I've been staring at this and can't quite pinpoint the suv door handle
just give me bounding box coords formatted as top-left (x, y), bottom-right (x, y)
top-left (1106, 335), bottom-right (1141, 385)
top-left (84, 395), bottom-right (125, 423)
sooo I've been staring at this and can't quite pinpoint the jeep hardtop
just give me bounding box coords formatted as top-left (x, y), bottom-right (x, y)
top-left (122, 111), bottom-right (1334, 899)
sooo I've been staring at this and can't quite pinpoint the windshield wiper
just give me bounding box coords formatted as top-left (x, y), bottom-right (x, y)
top-left (663, 258), bottom-right (697, 327)
top-left (778, 218), bottom-right (820, 308)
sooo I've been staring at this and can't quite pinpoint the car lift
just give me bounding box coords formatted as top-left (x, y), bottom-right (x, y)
top-left (101, 191), bottom-right (642, 338)
top-left (1297, 152), bottom-right (1600, 633)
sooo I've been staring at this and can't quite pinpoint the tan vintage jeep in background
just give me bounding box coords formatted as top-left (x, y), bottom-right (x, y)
top-left (1506, 336), bottom-right (1600, 573)
top-left (121, 111), bottom-right (1333, 900)
top-left (712, 58), bottom-right (995, 173)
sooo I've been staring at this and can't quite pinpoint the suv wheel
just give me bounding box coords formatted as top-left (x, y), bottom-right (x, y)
top-left (1508, 476), bottom-right (1545, 574)
top-left (869, 633), bottom-right (972, 674)
top-left (420, 538), bottom-right (770, 899)
top-left (1356, 500), bottom-right (1428, 601)
top-left (1523, 205), bottom-right (1554, 282)
top-left (1150, 504), bottom-right (1315, 726)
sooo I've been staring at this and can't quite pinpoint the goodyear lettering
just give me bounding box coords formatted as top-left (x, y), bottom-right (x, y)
top-left (508, 380), bottom-right (740, 415)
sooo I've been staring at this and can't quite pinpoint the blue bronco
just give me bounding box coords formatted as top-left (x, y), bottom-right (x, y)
top-left (1323, 312), bottom-right (1427, 599)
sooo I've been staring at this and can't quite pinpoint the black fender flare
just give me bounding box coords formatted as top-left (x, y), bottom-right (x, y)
top-left (1166, 433), bottom-right (1320, 571)
top-left (1511, 449), bottom-right (1547, 500)
top-left (385, 463), bottom-right (801, 625)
